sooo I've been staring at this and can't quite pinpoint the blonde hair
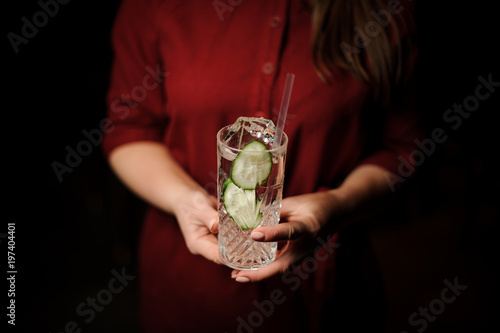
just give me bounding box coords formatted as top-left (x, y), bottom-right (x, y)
top-left (310, 0), bottom-right (416, 106)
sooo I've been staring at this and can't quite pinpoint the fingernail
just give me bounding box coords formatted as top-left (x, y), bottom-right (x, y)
top-left (251, 231), bottom-right (264, 241)
top-left (235, 276), bottom-right (250, 283)
top-left (231, 272), bottom-right (238, 279)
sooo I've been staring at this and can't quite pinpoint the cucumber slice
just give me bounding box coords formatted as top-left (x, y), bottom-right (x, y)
top-left (231, 140), bottom-right (272, 190)
top-left (223, 181), bottom-right (263, 230)
top-left (222, 178), bottom-right (232, 193)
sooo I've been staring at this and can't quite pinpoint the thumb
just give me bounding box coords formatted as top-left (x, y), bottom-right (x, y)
top-left (251, 220), bottom-right (307, 242)
top-left (209, 196), bottom-right (219, 233)
top-left (206, 209), bottom-right (219, 234)
top-left (191, 192), bottom-right (219, 233)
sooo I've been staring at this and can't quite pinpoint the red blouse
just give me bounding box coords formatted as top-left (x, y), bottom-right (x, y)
top-left (103, 0), bottom-right (421, 332)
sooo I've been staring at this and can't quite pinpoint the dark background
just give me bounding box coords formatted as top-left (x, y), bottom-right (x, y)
top-left (4, 1), bottom-right (499, 332)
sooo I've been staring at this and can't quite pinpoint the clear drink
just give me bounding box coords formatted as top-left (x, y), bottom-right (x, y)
top-left (217, 117), bottom-right (287, 270)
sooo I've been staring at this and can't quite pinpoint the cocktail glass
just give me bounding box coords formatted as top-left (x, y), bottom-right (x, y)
top-left (217, 117), bottom-right (287, 270)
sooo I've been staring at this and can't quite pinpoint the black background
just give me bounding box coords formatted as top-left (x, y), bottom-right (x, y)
top-left (4, 1), bottom-right (499, 332)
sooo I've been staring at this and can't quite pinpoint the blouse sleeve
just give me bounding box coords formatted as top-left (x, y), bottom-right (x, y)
top-left (358, 84), bottom-right (424, 181)
top-left (102, 0), bottom-right (168, 159)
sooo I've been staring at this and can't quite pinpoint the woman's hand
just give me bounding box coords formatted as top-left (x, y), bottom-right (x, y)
top-left (108, 142), bottom-right (222, 264)
top-left (173, 191), bottom-right (221, 264)
top-left (231, 191), bottom-right (341, 282)
top-left (230, 164), bottom-right (393, 282)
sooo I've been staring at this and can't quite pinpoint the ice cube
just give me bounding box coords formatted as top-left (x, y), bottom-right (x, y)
top-left (223, 117), bottom-right (277, 149)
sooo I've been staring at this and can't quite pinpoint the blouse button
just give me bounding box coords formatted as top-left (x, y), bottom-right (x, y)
top-left (261, 62), bottom-right (275, 75)
top-left (268, 16), bottom-right (281, 28)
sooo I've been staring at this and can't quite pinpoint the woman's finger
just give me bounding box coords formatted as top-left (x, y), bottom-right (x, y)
top-left (193, 234), bottom-right (221, 264)
top-left (251, 220), bottom-right (307, 242)
top-left (279, 197), bottom-right (298, 219)
top-left (200, 207), bottom-right (219, 234)
top-left (232, 248), bottom-right (294, 282)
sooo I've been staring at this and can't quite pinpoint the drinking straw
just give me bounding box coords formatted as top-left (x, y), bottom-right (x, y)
top-left (273, 73), bottom-right (295, 149)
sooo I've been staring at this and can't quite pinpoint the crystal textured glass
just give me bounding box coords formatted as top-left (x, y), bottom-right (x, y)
top-left (217, 118), bottom-right (287, 270)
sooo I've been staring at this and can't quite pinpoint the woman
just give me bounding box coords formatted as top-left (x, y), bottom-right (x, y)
top-left (103, 0), bottom-right (421, 332)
